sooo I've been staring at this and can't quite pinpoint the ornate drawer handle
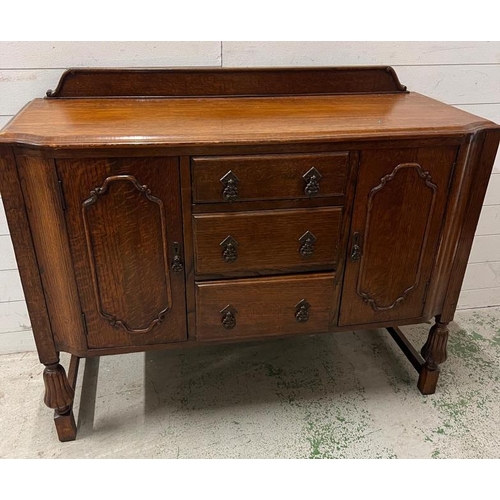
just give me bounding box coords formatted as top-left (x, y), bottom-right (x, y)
top-left (303, 167), bottom-right (322, 197)
top-left (220, 235), bottom-right (238, 263)
top-left (221, 305), bottom-right (237, 329)
top-left (350, 232), bottom-right (363, 262)
top-left (220, 170), bottom-right (240, 201)
top-left (299, 231), bottom-right (317, 258)
top-left (295, 299), bottom-right (310, 323)
top-left (171, 241), bottom-right (184, 273)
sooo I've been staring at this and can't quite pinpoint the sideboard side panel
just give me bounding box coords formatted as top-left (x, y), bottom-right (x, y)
top-left (0, 147), bottom-right (58, 363)
top-left (440, 129), bottom-right (500, 321)
top-left (423, 135), bottom-right (480, 317)
top-left (17, 155), bottom-right (87, 353)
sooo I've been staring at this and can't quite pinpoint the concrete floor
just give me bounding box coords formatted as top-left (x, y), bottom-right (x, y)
top-left (1, 307), bottom-right (500, 458)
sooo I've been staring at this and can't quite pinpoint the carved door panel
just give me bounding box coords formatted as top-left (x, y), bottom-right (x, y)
top-left (339, 147), bottom-right (458, 326)
top-left (57, 157), bottom-right (187, 348)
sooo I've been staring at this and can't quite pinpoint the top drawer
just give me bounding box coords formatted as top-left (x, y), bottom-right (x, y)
top-left (191, 152), bottom-right (349, 203)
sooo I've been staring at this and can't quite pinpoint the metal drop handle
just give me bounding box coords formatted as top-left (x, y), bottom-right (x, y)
top-left (220, 171), bottom-right (240, 201)
top-left (221, 235), bottom-right (238, 263)
top-left (350, 232), bottom-right (362, 262)
top-left (295, 299), bottom-right (310, 323)
top-left (299, 231), bottom-right (317, 258)
top-left (221, 305), bottom-right (237, 329)
top-left (303, 167), bottom-right (322, 197)
top-left (171, 242), bottom-right (184, 273)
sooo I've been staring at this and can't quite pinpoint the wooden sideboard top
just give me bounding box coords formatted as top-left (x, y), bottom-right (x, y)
top-left (1, 93), bottom-right (497, 149)
top-left (1, 66), bottom-right (498, 149)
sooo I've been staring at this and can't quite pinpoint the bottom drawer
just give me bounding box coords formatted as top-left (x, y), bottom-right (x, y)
top-left (195, 273), bottom-right (336, 341)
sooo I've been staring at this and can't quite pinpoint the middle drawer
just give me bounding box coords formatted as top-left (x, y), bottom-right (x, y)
top-left (193, 207), bottom-right (342, 277)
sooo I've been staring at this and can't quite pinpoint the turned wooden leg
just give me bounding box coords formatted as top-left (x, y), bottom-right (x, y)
top-left (417, 320), bottom-right (449, 395)
top-left (43, 361), bottom-right (77, 442)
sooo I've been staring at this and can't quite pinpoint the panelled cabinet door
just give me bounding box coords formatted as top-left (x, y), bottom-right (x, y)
top-left (339, 147), bottom-right (458, 326)
top-left (57, 157), bottom-right (187, 348)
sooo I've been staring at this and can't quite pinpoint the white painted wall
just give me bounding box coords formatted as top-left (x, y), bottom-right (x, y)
top-left (0, 41), bottom-right (499, 353)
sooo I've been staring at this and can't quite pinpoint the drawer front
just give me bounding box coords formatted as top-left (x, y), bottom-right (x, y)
top-left (193, 207), bottom-right (342, 277)
top-left (196, 273), bottom-right (336, 341)
top-left (192, 152), bottom-right (349, 203)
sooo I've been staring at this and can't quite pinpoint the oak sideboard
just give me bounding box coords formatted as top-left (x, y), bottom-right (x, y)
top-left (1, 67), bottom-right (499, 442)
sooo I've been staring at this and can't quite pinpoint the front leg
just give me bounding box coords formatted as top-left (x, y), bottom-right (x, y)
top-left (43, 361), bottom-right (77, 441)
top-left (417, 319), bottom-right (449, 395)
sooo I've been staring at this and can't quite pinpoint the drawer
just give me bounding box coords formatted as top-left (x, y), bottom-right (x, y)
top-left (193, 207), bottom-right (342, 277)
top-left (191, 152), bottom-right (349, 203)
top-left (195, 273), bottom-right (336, 341)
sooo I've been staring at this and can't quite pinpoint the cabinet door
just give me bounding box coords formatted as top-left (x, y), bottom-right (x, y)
top-left (57, 157), bottom-right (187, 349)
top-left (339, 147), bottom-right (457, 326)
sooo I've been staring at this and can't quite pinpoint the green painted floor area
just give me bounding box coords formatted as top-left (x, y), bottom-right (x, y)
top-left (1, 307), bottom-right (500, 458)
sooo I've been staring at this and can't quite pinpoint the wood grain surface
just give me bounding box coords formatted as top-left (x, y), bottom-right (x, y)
top-left (17, 155), bottom-right (87, 353)
top-left (0, 148), bottom-right (58, 362)
top-left (193, 207), bottom-right (342, 277)
top-left (0, 93), bottom-right (496, 149)
top-left (195, 272), bottom-right (336, 341)
top-left (57, 157), bottom-right (187, 348)
top-left (191, 152), bottom-right (349, 203)
top-left (44, 66), bottom-right (407, 98)
top-left (340, 146), bottom-right (458, 326)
